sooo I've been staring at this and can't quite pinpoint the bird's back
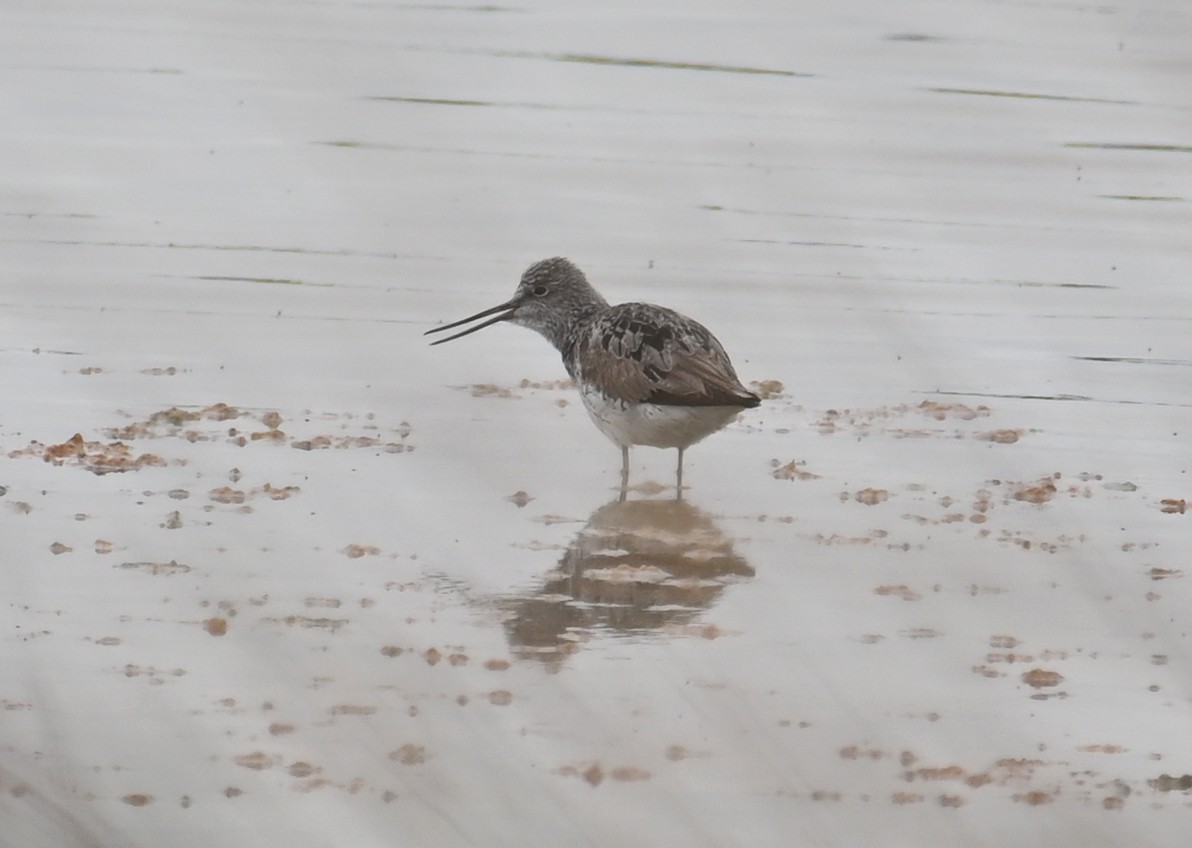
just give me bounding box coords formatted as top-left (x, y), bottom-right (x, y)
top-left (567, 302), bottom-right (760, 409)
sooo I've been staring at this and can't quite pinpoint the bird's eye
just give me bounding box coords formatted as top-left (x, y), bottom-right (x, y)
top-left (532, 285), bottom-right (548, 297)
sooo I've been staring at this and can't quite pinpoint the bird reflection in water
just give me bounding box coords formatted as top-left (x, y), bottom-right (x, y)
top-left (501, 497), bottom-right (755, 667)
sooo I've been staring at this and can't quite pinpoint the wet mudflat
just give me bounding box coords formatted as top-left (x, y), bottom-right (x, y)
top-left (2, 1), bottom-right (1191, 846)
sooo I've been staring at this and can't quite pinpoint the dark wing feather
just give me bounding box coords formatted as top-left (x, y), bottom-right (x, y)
top-left (573, 303), bottom-right (760, 408)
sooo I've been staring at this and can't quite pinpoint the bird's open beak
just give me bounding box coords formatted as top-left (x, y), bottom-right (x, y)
top-left (425, 296), bottom-right (521, 345)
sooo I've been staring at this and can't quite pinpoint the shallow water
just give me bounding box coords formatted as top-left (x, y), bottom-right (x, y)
top-left (3, 1), bottom-right (1191, 845)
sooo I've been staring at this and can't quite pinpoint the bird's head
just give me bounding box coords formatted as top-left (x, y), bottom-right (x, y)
top-left (425, 257), bottom-right (607, 349)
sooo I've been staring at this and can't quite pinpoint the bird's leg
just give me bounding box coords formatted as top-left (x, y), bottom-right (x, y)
top-left (676, 447), bottom-right (685, 500)
top-left (619, 445), bottom-right (630, 501)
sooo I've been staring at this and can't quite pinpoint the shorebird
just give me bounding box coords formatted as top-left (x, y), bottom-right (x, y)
top-left (426, 257), bottom-right (760, 493)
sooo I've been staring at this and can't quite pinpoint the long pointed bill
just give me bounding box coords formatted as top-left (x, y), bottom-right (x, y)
top-left (425, 297), bottom-right (520, 345)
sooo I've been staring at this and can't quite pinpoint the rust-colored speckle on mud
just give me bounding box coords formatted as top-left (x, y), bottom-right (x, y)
top-left (1022, 668), bottom-right (1064, 688)
top-left (209, 487), bottom-right (246, 504)
top-left (204, 617), bottom-right (228, 636)
top-left (1013, 476), bottom-right (1059, 504)
top-left (13, 433), bottom-right (168, 475)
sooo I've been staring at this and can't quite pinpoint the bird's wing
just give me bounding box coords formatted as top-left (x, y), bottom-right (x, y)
top-left (574, 303), bottom-right (760, 408)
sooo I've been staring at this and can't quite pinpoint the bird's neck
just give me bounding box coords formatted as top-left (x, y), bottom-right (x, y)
top-left (540, 295), bottom-right (608, 356)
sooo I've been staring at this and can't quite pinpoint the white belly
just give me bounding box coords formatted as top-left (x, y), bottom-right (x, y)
top-left (578, 383), bottom-right (743, 450)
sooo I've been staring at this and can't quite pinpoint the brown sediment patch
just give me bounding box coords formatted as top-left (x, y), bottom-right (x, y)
top-left (10, 433), bottom-right (168, 474)
top-left (977, 429), bottom-right (1023, 444)
top-left (234, 751), bottom-right (276, 770)
top-left (344, 544), bottom-right (381, 558)
top-left (106, 402), bottom-right (245, 439)
top-left (1150, 774), bottom-right (1192, 791)
top-left (906, 765), bottom-right (967, 781)
top-left (1012, 476), bottom-right (1059, 504)
top-left (273, 616), bottom-right (347, 631)
top-left (1013, 790), bottom-right (1055, 805)
top-left (874, 584), bottom-right (921, 601)
top-left (854, 488), bottom-right (890, 505)
top-left (816, 400), bottom-right (992, 436)
top-left (204, 617), bottom-right (228, 636)
top-left (208, 484), bottom-right (300, 504)
top-left (840, 746), bottom-right (886, 760)
top-left (771, 459), bottom-right (821, 480)
top-left (487, 690), bottom-right (513, 705)
top-left (1022, 669), bottom-right (1064, 688)
top-left (610, 766), bottom-right (651, 782)
top-left (506, 490), bottom-right (534, 507)
top-left (116, 560), bottom-right (191, 576)
top-left (330, 705), bottom-right (376, 716)
top-left (389, 744), bottom-right (427, 765)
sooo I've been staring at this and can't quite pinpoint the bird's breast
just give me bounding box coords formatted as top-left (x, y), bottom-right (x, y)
top-left (576, 382), bottom-right (744, 450)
